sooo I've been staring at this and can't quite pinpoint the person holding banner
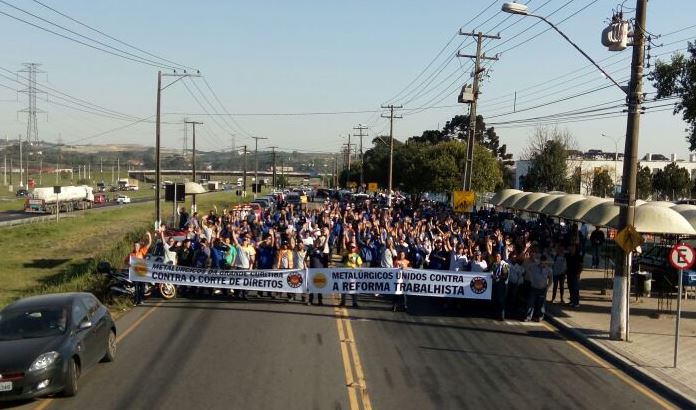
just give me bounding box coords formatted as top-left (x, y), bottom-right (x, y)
top-left (307, 239), bottom-right (324, 306)
top-left (125, 231), bottom-right (152, 305)
top-left (339, 245), bottom-right (362, 308)
top-left (490, 252), bottom-right (510, 321)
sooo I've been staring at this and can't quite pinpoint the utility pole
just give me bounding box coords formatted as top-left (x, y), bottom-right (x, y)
top-left (184, 120), bottom-right (203, 212)
top-left (251, 136), bottom-right (267, 198)
top-left (353, 124), bottom-right (368, 190)
top-left (380, 105), bottom-right (402, 206)
top-left (242, 145), bottom-right (248, 196)
top-left (269, 146), bottom-right (278, 188)
top-left (347, 134), bottom-right (352, 185)
top-left (334, 154), bottom-right (339, 188)
top-left (3, 135), bottom-right (7, 186)
top-left (18, 134), bottom-right (23, 187)
top-left (610, 0), bottom-right (648, 341)
top-left (457, 31), bottom-right (500, 191)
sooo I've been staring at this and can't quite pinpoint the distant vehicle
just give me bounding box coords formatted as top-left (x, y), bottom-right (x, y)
top-left (0, 293), bottom-right (116, 400)
top-left (25, 186), bottom-right (94, 214)
top-left (251, 198), bottom-right (270, 209)
top-left (207, 181), bottom-right (221, 191)
top-left (285, 193), bottom-right (301, 206)
top-left (117, 178), bottom-right (139, 191)
top-left (16, 188), bottom-right (29, 198)
top-left (116, 195), bottom-right (131, 204)
top-left (96, 182), bottom-right (106, 192)
top-left (93, 193), bottom-right (107, 205)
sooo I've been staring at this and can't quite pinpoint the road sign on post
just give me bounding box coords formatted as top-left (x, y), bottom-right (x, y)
top-left (453, 191), bottom-right (475, 213)
top-left (669, 243), bottom-right (695, 270)
top-left (670, 242), bottom-right (695, 368)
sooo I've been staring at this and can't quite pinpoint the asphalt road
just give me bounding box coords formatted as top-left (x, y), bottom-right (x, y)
top-left (4, 295), bottom-right (675, 410)
top-left (0, 196), bottom-right (154, 225)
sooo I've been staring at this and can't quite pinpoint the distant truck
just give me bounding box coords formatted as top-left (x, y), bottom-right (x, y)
top-left (25, 185), bottom-right (95, 214)
top-left (207, 181), bottom-right (221, 191)
top-left (118, 178), bottom-right (139, 191)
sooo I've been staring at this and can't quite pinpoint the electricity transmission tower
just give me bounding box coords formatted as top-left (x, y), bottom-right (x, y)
top-left (18, 63), bottom-right (46, 186)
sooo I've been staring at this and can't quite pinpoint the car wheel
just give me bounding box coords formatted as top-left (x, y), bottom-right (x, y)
top-left (103, 330), bottom-right (117, 362)
top-left (62, 358), bottom-right (79, 397)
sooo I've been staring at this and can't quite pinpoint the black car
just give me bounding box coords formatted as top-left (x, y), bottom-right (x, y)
top-left (637, 244), bottom-right (696, 293)
top-left (15, 188), bottom-right (29, 198)
top-left (0, 293), bottom-right (116, 400)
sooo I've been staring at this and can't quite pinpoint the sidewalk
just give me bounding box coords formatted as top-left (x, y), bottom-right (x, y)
top-left (546, 266), bottom-right (696, 407)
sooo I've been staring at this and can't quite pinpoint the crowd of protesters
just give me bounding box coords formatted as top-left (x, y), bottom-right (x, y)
top-left (127, 189), bottom-right (594, 321)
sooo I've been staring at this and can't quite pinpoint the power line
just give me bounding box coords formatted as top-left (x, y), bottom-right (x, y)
top-left (30, 0), bottom-right (195, 71)
top-left (0, 7), bottom-right (179, 69)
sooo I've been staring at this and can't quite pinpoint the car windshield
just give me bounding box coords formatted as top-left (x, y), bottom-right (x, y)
top-left (0, 306), bottom-right (69, 340)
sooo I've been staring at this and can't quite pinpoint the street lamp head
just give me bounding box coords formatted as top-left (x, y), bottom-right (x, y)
top-left (502, 2), bottom-right (529, 15)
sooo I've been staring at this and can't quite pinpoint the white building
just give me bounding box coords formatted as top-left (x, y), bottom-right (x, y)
top-left (515, 152), bottom-right (696, 195)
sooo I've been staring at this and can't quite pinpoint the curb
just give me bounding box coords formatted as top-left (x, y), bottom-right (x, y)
top-left (546, 312), bottom-right (696, 409)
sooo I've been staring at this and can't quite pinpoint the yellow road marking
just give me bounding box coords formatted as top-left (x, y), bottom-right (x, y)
top-left (341, 307), bottom-right (373, 410)
top-left (33, 301), bottom-right (164, 410)
top-left (116, 301), bottom-right (164, 343)
top-left (541, 322), bottom-right (675, 410)
top-left (334, 307), bottom-right (359, 410)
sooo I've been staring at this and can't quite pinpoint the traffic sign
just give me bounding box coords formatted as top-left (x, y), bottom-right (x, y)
top-left (453, 190), bottom-right (475, 213)
top-left (669, 243), bottom-right (696, 270)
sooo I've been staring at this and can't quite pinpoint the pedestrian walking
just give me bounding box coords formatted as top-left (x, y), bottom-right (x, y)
top-left (566, 244), bottom-right (583, 307)
top-left (525, 254), bottom-right (552, 322)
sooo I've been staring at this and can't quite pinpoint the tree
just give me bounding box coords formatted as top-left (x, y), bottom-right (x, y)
top-left (636, 165), bottom-right (653, 200)
top-left (580, 169), bottom-right (594, 196)
top-left (522, 127), bottom-right (575, 192)
top-left (652, 162), bottom-right (693, 200)
top-left (592, 170), bottom-right (614, 198)
top-left (652, 42), bottom-right (696, 150)
top-left (563, 167), bottom-right (581, 194)
top-left (471, 145), bottom-right (503, 192)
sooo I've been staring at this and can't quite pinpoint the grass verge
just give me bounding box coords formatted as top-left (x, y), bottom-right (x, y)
top-left (0, 191), bottom-right (249, 309)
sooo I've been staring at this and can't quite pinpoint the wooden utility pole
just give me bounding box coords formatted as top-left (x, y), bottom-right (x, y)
top-left (380, 105), bottom-right (402, 206)
top-left (269, 146), bottom-right (278, 188)
top-left (457, 31), bottom-right (500, 190)
top-left (242, 145), bottom-right (248, 196)
top-left (353, 124), bottom-right (368, 190)
top-left (184, 120), bottom-right (203, 212)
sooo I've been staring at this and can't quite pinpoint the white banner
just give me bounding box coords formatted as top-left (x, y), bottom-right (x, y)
top-left (129, 257), bottom-right (305, 293)
top-left (306, 268), bottom-right (491, 300)
top-left (129, 258), bottom-right (492, 299)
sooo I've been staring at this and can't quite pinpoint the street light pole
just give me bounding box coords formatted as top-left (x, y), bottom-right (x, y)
top-left (502, 3), bottom-right (626, 94)
top-left (154, 70), bottom-right (200, 227)
top-left (602, 133), bottom-right (623, 189)
top-left (502, 1), bottom-right (646, 341)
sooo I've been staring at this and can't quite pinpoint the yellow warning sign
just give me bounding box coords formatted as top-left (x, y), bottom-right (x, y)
top-left (367, 182), bottom-right (378, 192)
top-left (453, 191), bottom-right (475, 213)
top-left (614, 225), bottom-right (644, 254)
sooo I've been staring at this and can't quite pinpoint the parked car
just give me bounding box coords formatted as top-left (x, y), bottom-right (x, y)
top-left (116, 195), bottom-right (131, 204)
top-left (16, 188), bottom-right (29, 198)
top-left (251, 198), bottom-right (270, 210)
top-left (0, 293), bottom-right (116, 400)
top-left (637, 244), bottom-right (696, 294)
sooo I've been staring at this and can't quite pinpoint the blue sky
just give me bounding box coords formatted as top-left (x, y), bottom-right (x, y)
top-left (0, 0), bottom-right (694, 160)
